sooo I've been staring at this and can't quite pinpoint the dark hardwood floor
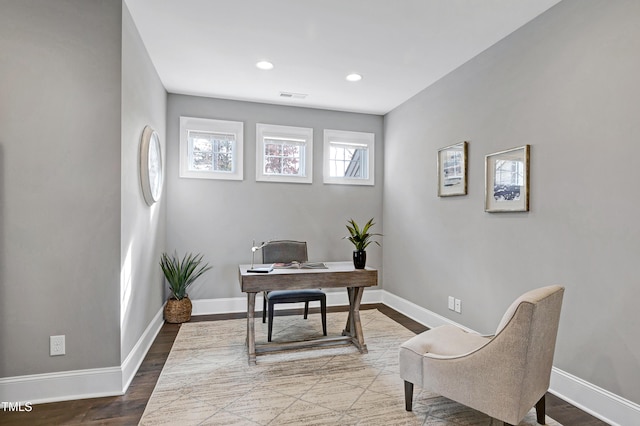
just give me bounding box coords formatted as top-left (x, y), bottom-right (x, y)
top-left (1, 304), bottom-right (608, 425)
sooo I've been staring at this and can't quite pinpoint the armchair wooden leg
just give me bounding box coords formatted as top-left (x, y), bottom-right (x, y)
top-left (303, 301), bottom-right (309, 319)
top-left (535, 395), bottom-right (546, 424)
top-left (504, 395), bottom-right (545, 426)
top-left (404, 381), bottom-right (413, 411)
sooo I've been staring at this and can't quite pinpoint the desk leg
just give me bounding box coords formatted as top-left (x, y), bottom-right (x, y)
top-left (343, 286), bottom-right (367, 353)
top-left (246, 292), bottom-right (257, 365)
top-left (343, 287), bottom-right (354, 336)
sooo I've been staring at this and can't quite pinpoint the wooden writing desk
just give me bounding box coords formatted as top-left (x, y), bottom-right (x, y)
top-left (238, 261), bottom-right (378, 365)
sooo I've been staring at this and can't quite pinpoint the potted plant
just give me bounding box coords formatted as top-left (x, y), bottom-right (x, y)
top-left (160, 252), bottom-right (212, 323)
top-left (344, 218), bottom-right (381, 269)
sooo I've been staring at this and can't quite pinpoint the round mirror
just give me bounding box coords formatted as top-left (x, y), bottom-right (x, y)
top-left (140, 126), bottom-right (163, 205)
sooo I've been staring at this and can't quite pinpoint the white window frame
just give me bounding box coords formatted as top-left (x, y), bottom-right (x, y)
top-left (256, 123), bottom-right (313, 184)
top-left (179, 116), bottom-right (244, 180)
top-left (323, 129), bottom-right (375, 186)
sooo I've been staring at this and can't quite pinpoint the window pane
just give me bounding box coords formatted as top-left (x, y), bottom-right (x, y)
top-left (263, 139), bottom-right (303, 176)
top-left (282, 156), bottom-right (300, 175)
top-left (213, 153), bottom-right (232, 171)
top-left (192, 151), bottom-right (213, 170)
top-left (190, 134), bottom-right (209, 170)
top-left (193, 138), bottom-right (212, 153)
top-left (265, 142), bottom-right (282, 156)
top-left (214, 139), bottom-right (233, 154)
top-left (265, 156), bottom-right (282, 174)
top-left (189, 130), bottom-right (235, 172)
top-left (329, 143), bottom-right (366, 178)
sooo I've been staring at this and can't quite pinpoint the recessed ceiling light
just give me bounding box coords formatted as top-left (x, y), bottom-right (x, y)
top-left (256, 61), bottom-right (274, 70)
top-left (346, 73), bottom-right (362, 82)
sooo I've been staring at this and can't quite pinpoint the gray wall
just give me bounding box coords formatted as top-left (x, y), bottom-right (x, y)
top-left (383, 0), bottom-right (640, 404)
top-left (0, 0), bottom-right (123, 375)
top-left (166, 95), bottom-right (384, 300)
top-left (120, 4), bottom-right (167, 361)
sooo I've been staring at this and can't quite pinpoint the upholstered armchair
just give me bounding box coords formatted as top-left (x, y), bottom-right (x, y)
top-left (399, 285), bottom-right (564, 426)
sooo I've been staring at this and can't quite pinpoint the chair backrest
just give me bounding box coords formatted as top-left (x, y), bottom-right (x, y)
top-left (262, 240), bottom-right (308, 264)
top-left (492, 285), bottom-right (564, 418)
top-left (495, 285), bottom-right (564, 335)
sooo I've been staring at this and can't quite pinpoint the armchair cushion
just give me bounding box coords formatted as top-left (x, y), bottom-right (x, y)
top-left (400, 325), bottom-right (490, 391)
top-left (402, 325), bottom-right (490, 357)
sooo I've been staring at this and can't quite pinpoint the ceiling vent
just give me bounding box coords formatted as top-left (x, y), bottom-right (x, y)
top-left (279, 92), bottom-right (307, 99)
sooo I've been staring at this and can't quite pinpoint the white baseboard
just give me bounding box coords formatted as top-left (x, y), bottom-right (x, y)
top-left (0, 306), bottom-right (165, 405)
top-left (3, 289), bottom-right (638, 425)
top-left (549, 368), bottom-right (640, 426)
top-left (0, 366), bottom-right (123, 405)
top-left (191, 295), bottom-right (249, 314)
top-left (380, 290), bottom-right (640, 426)
top-left (121, 306), bottom-right (165, 392)
top-left (191, 289), bottom-right (384, 315)
top-left (380, 290), bottom-right (476, 332)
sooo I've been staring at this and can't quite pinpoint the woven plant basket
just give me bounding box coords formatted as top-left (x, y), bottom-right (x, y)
top-left (164, 296), bottom-right (192, 323)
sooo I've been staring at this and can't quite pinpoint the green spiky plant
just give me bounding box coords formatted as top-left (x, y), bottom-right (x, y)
top-left (344, 218), bottom-right (382, 251)
top-left (160, 252), bottom-right (212, 300)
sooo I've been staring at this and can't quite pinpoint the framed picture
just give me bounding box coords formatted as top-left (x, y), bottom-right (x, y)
top-left (485, 145), bottom-right (530, 212)
top-left (437, 141), bottom-right (468, 197)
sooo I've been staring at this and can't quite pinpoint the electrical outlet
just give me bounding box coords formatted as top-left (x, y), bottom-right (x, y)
top-left (454, 299), bottom-right (461, 313)
top-left (448, 296), bottom-right (455, 310)
top-left (50, 335), bottom-right (65, 356)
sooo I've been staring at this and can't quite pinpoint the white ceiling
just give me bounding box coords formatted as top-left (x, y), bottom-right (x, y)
top-left (124, 0), bottom-right (561, 115)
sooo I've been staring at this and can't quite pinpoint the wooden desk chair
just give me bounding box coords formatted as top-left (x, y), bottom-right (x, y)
top-left (262, 240), bottom-right (327, 342)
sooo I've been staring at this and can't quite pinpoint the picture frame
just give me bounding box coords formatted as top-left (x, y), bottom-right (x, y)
top-left (437, 141), bottom-right (468, 197)
top-left (485, 145), bottom-right (530, 212)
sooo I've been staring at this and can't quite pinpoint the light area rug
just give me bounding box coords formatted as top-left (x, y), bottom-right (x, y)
top-left (139, 310), bottom-right (561, 426)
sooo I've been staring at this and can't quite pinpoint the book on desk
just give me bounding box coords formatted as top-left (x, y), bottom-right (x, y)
top-left (273, 261), bottom-right (328, 269)
top-left (246, 262), bottom-right (326, 273)
top-left (247, 264), bottom-right (274, 273)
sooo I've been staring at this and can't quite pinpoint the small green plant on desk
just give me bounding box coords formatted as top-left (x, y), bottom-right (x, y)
top-left (344, 218), bottom-right (381, 269)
